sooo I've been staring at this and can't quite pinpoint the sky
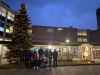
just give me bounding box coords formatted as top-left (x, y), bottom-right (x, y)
top-left (2, 0), bottom-right (100, 30)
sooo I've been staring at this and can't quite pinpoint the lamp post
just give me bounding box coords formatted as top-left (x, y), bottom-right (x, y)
top-left (66, 40), bottom-right (69, 58)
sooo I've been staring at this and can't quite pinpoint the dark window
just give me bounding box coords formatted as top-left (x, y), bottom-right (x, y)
top-left (9, 34), bottom-right (12, 38)
top-left (0, 15), bottom-right (1, 19)
top-left (0, 31), bottom-right (3, 36)
top-left (7, 19), bottom-right (10, 23)
top-left (6, 25), bottom-right (10, 29)
top-left (77, 35), bottom-right (82, 38)
top-left (0, 22), bottom-right (4, 27)
top-left (11, 21), bottom-right (13, 24)
top-left (1, 16), bottom-right (5, 21)
top-left (83, 36), bottom-right (87, 38)
top-left (6, 33), bottom-right (9, 37)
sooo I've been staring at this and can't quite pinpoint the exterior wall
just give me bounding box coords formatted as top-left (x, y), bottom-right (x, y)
top-left (87, 29), bottom-right (91, 43)
top-left (90, 30), bottom-right (100, 43)
top-left (0, 1), bottom-right (15, 58)
top-left (32, 26), bottom-right (79, 44)
top-left (96, 8), bottom-right (100, 30)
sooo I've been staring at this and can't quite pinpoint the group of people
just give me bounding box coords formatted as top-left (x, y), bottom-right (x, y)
top-left (19, 46), bottom-right (58, 69)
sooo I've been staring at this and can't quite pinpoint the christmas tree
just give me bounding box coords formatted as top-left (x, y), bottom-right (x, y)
top-left (6, 2), bottom-right (33, 63)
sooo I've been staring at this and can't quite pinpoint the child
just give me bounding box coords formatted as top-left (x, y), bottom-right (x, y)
top-left (40, 57), bottom-right (48, 69)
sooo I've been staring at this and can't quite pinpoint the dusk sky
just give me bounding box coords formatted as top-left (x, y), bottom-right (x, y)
top-left (2, 0), bottom-right (100, 30)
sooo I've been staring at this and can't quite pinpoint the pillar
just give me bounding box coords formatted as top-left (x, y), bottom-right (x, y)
top-left (91, 46), bottom-right (93, 61)
top-left (88, 47), bottom-right (90, 60)
top-left (62, 48), bottom-right (63, 56)
top-left (82, 47), bottom-right (83, 61)
top-left (79, 46), bottom-right (81, 60)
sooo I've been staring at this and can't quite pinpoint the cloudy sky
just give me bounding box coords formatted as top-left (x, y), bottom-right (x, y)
top-left (2, 0), bottom-right (100, 30)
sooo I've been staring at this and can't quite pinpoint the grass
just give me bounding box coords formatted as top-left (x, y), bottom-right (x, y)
top-left (0, 60), bottom-right (100, 68)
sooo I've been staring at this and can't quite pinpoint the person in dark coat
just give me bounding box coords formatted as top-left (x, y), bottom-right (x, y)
top-left (25, 49), bottom-right (31, 68)
top-left (48, 49), bottom-right (52, 65)
top-left (38, 46), bottom-right (44, 59)
top-left (44, 48), bottom-right (49, 63)
top-left (19, 48), bottom-right (25, 69)
top-left (30, 50), bottom-right (34, 68)
top-left (52, 49), bottom-right (58, 66)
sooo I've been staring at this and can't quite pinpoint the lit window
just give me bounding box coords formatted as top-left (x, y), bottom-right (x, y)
top-left (10, 26), bottom-right (13, 34)
top-left (8, 11), bottom-right (11, 16)
top-left (2, 12), bottom-right (6, 17)
top-left (6, 29), bottom-right (10, 33)
top-left (11, 17), bottom-right (14, 21)
top-left (0, 27), bottom-right (4, 31)
top-left (58, 28), bottom-right (63, 30)
top-left (5, 39), bottom-right (8, 41)
top-left (7, 11), bottom-right (15, 21)
top-left (78, 38), bottom-right (82, 42)
top-left (83, 38), bottom-right (87, 42)
top-left (2, 8), bottom-right (6, 13)
top-left (12, 13), bottom-right (14, 17)
top-left (7, 15), bottom-right (10, 19)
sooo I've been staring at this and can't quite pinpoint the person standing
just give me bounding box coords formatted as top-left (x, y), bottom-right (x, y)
top-left (34, 49), bottom-right (38, 59)
top-left (48, 49), bottom-right (52, 65)
top-left (44, 48), bottom-right (49, 63)
top-left (25, 49), bottom-right (31, 68)
top-left (52, 49), bottom-right (58, 67)
top-left (38, 46), bottom-right (44, 59)
top-left (30, 50), bottom-right (34, 68)
top-left (19, 48), bottom-right (25, 69)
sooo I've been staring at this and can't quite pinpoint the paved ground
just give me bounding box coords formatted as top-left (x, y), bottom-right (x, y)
top-left (0, 59), bottom-right (9, 65)
top-left (0, 65), bottom-right (100, 75)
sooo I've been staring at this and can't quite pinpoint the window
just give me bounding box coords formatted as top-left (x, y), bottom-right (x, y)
top-left (77, 33), bottom-right (82, 35)
top-left (83, 38), bottom-right (87, 42)
top-left (1, 16), bottom-right (5, 21)
top-left (6, 33), bottom-right (9, 37)
top-left (7, 19), bottom-right (10, 23)
top-left (6, 29), bottom-right (10, 33)
top-left (0, 27), bottom-right (4, 31)
top-left (0, 31), bottom-right (3, 36)
top-left (2, 12), bottom-right (6, 17)
top-left (10, 26), bottom-right (13, 34)
top-left (78, 38), bottom-right (82, 42)
top-left (6, 25), bottom-right (10, 29)
top-left (0, 22), bottom-right (4, 27)
top-left (0, 6), bottom-right (2, 10)
top-left (0, 6), bottom-right (6, 21)
top-left (7, 11), bottom-right (14, 21)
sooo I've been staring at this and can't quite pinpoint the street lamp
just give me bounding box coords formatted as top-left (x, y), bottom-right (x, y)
top-left (66, 40), bottom-right (69, 58)
top-left (66, 40), bottom-right (69, 42)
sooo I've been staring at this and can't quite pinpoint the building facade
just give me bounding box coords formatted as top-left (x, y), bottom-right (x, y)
top-left (32, 25), bottom-right (100, 57)
top-left (0, 0), bottom-right (15, 57)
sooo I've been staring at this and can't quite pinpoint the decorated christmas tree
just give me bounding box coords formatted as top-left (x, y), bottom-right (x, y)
top-left (6, 2), bottom-right (33, 63)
